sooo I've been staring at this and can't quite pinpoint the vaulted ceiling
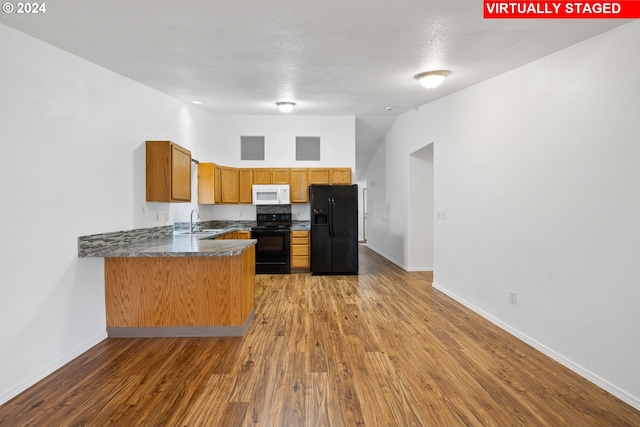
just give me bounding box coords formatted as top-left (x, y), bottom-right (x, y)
top-left (1, 1), bottom-right (627, 178)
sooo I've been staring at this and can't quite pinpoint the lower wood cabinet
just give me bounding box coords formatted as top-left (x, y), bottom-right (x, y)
top-left (104, 246), bottom-right (255, 331)
top-left (291, 230), bottom-right (310, 269)
top-left (234, 230), bottom-right (252, 239)
top-left (216, 230), bottom-right (252, 240)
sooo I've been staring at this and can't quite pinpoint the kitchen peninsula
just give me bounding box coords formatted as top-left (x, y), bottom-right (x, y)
top-left (78, 226), bottom-right (256, 337)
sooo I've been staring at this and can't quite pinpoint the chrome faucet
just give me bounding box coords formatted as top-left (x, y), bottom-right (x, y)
top-left (190, 209), bottom-right (200, 233)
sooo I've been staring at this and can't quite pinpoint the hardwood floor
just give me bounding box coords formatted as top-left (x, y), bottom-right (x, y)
top-left (1, 246), bottom-right (639, 426)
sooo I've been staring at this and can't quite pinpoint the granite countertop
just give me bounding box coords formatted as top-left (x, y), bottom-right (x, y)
top-left (78, 226), bottom-right (255, 258)
top-left (291, 221), bottom-right (310, 231)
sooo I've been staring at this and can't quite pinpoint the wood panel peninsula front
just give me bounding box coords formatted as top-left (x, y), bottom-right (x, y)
top-left (78, 227), bottom-right (256, 337)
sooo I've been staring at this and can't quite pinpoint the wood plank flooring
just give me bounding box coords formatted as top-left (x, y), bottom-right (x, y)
top-left (1, 246), bottom-right (639, 426)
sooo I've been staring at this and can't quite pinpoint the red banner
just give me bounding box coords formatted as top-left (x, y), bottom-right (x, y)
top-left (484, 1), bottom-right (640, 18)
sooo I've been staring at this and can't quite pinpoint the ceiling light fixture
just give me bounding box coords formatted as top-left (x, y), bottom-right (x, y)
top-left (191, 100), bottom-right (204, 104)
top-left (414, 70), bottom-right (451, 89)
top-left (276, 101), bottom-right (296, 113)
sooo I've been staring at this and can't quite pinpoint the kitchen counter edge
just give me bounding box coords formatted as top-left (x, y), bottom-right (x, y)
top-left (78, 225), bottom-right (255, 258)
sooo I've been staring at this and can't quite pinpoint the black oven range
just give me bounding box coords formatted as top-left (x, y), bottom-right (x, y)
top-left (251, 212), bottom-right (291, 274)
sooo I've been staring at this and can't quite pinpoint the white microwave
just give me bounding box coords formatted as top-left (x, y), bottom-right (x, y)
top-left (252, 184), bottom-right (290, 205)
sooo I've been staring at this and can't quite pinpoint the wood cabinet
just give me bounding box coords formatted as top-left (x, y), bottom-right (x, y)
top-left (198, 164), bottom-right (240, 204)
top-left (146, 140), bottom-right (191, 202)
top-left (272, 168), bottom-right (291, 184)
top-left (217, 230), bottom-right (252, 240)
top-left (104, 246), bottom-right (255, 333)
top-left (234, 230), bottom-right (252, 239)
top-left (308, 168), bottom-right (330, 185)
top-left (219, 166), bottom-right (239, 204)
top-left (238, 169), bottom-right (253, 204)
top-left (197, 163), bottom-right (217, 204)
top-left (253, 168), bottom-right (272, 185)
top-left (330, 168), bottom-right (352, 184)
top-left (291, 230), bottom-right (310, 269)
top-left (200, 163), bottom-right (352, 205)
top-left (290, 168), bottom-right (309, 203)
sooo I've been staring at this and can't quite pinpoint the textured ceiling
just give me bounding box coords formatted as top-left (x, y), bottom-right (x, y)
top-left (0, 1), bottom-right (628, 178)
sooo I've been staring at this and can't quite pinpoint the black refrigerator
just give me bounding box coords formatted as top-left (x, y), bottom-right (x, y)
top-left (310, 184), bottom-right (358, 275)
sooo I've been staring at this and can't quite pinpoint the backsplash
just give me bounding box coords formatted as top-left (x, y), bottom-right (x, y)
top-left (256, 204), bottom-right (292, 215)
top-left (174, 220), bottom-right (257, 232)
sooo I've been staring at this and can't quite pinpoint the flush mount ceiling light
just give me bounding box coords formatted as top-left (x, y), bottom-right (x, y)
top-left (276, 101), bottom-right (296, 112)
top-left (191, 100), bottom-right (204, 104)
top-left (415, 70), bottom-right (451, 89)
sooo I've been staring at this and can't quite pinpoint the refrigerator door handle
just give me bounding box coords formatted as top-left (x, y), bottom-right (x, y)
top-left (328, 197), bottom-right (334, 237)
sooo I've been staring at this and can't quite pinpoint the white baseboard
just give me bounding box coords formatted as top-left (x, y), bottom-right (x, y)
top-left (362, 244), bottom-right (408, 270)
top-left (406, 265), bottom-right (433, 272)
top-left (0, 332), bottom-right (107, 406)
top-left (432, 282), bottom-right (640, 411)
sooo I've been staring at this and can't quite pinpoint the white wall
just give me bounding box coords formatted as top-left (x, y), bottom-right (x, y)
top-left (361, 21), bottom-right (640, 408)
top-left (198, 115), bottom-right (356, 221)
top-left (0, 24), bottom-right (217, 404)
top-left (210, 115), bottom-right (355, 168)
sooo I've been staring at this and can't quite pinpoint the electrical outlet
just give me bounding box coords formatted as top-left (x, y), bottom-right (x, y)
top-left (155, 213), bottom-right (160, 222)
top-left (510, 291), bottom-right (517, 305)
top-left (141, 204), bottom-right (146, 215)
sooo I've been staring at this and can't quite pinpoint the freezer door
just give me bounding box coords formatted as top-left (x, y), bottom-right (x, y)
top-left (310, 185), bottom-right (332, 274)
top-left (329, 185), bottom-right (358, 274)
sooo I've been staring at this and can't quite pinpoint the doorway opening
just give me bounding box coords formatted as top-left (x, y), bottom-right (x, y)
top-left (407, 143), bottom-right (434, 271)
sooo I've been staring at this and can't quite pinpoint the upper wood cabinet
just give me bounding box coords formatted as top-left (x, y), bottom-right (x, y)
top-left (308, 168), bottom-right (330, 185)
top-left (199, 163), bottom-right (352, 205)
top-left (330, 168), bottom-right (352, 185)
top-left (219, 166), bottom-right (239, 204)
top-left (253, 169), bottom-right (272, 185)
top-left (238, 169), bottom-right (253, 204)
top-left (290, 168), bottom-right (309, 203)
top-left (197, 163), bottom-right (218, 204)
top-left (198, 163), bottom-right (239, 204)
top-left (146, 140), bottom-right (191, 202)
top-left (272, 168), bottom-right (291, 184)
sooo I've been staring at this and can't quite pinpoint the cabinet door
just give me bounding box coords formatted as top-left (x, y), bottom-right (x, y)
top-left (146, 140), bottom-right (192, 202)
top-left (308, 168), bottom-right (330, 185)
top-left (238, 169), bottom-right (253, 204)
top-left (214, 164), bottom-right (222, 204)
top-left (272, 168), bottom-right (291, 184)
top-left (234, 230), bottom-right (252, 239)
top-left (220, 167), bottom-right (239, 204)
top-left (290, 168), bottom-right (309, 203)
top-left (330, 168), bottom-right (352, 185)
top-left (197, 163), bottom-right (216, 204)
top-left (253, 168), bottom-right (272, 184)
top-left (171, 144), bottom-right (192, 201)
